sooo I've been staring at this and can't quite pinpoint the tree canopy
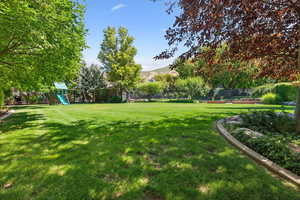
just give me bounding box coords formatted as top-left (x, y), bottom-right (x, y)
top-left (98, 27), bottom-right (141, 96)
top-left (0, 0), bottom-right (86, 90)
top-left (156, 0), bottom-right (300, 80)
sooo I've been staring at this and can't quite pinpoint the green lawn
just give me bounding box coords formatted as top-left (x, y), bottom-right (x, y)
top-left (0, 103), bottom-right (299, 200)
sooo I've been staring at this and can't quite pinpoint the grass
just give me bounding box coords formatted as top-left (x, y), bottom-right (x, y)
top-left (0, 103), bottom-right (299, 200)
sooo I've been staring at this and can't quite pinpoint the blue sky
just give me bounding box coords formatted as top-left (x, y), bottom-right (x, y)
top-left (82, 0), bottom-right (181, 71)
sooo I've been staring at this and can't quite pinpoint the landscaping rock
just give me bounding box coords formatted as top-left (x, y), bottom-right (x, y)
top-left (225, 116), bottom-right (243, 125)
top-left (233, 128), bottom-right (264, 139)
top-left (288, 143), bottom-right (300, 154)
top-left (276, 112), bottom-right (294, 118)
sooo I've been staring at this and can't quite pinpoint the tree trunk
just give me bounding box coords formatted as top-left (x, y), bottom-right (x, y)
top-left (93, 91), bottom-right (96, 103)
top-left (0, 88), bottom-right (4, 110)
top-left (295, 32), bottom-right (300, 132)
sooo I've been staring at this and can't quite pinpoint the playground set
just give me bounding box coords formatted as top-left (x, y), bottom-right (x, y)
top-left (54, 82), bottom-right (70, 105)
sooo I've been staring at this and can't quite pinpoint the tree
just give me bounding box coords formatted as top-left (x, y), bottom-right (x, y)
top-left (0, 0), bottom-right (86, 100)
top-left (0, 90), bottom-right (4, 110)
top-left (172, 59), bottom-right (196, 79)
top-left (195, 44), bottom-right (270, 89)
top-left (153, 73), bottom-right (178, 96)
top-left (175, 77), bottom-right (210, 100)
top-left (137, 82), bottom-right (165, 101)
top-left (98, 27), bottom-right (141, 101)
top-left (156, 0), bottom-right (300, 131)
top-left (76, 63), bottom-right (105, 102)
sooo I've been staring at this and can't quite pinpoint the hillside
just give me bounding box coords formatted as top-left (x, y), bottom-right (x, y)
top-left (149, 66), bottom-right (171, 73)
top-left (141, 66), bottom-right (177, 82)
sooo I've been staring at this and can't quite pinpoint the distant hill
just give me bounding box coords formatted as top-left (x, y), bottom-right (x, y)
top-left (149, 66), bottom-right (171, 73)
top-left (141, 66), bottom-right (177, 82)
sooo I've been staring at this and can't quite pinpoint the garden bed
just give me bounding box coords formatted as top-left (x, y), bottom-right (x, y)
top-left (207, 99), bottom-right (261, 104)
top-left (217, 111), bottom-right (300, 186)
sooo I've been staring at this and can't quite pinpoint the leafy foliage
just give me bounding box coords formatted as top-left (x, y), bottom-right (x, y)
top-left (261, 93), bottom-right (282, 105)
top-left (0, 0), bottom-right (86, 90)
top-left (98, 27), bottom-right (141, 96)
top-left (137, 82), bottom-right (165, 100)
top-left (157, 0), bottom-right (300, 81)
top-left (232, 131), bottom-right (300, 176)
top-left (153, 74), bottom-right (177, 97)
top-left (175, 77), bottom-right (210, 99)
top-left (172, 44), bottom-right (268, 89)
top-left (108, 96), bottom-right (123, 103)
top-left (252, 82), bottom-right (298, 102)
top-left (76, 63), bottom-right (105, 102)
top-left (240, 111), bottom-right (296, 135)
top-left (196, 44), bottom-right (271, 88)
top-left (172, 59), bottom-right (196, 79)
top-left (230, 111), bottom-right (300, 175)
top-left (0, 89), bottom-right (4, 110)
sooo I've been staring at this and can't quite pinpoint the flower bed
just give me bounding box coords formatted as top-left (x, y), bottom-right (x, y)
top-left (218, 111), bottom-right (300, 185)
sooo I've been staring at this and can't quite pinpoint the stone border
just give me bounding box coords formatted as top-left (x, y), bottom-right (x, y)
top-left (216, 117), bottom-right (300, 187)
top-left (0, 110), bottom-right (14, 121)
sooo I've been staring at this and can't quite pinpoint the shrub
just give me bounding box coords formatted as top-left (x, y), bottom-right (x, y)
top-left (137, 82), bottom-right (165, 100)
top-left (275, 83), bottom-right (297, 102)
top-left (109, 96), bottom-right (122, 103)
top-left (175, 77), bottom-right (210, 99)
top-left (231, 110), bottom-right (300, 175)
top-left (232, 131), bottom-right (300, 175)
top-left (168, 99), bottom-right (194, 103)
top-left (240, 111), bottom-right (296, 135)
top-left (252, 82), bottom-right (297, 102)
top-left (261, 93), bottom-right (282, 104)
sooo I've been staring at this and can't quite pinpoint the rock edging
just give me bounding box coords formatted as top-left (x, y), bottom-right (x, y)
top-left (216, 117), bottom-right (300, 187)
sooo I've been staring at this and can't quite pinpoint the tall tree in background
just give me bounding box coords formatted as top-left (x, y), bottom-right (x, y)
top-left (195, 44), bottom-right (269, 89)
top-left (156, 0), bottom-right (300, 131)
top-left (172, 59), bottom-right (196, 79)
top-left (0, 0), bottom-right (86, 103)
top-left (98, 27), bottom-right (141, 100)
top-left (76, 63), bottom-right (105, 102)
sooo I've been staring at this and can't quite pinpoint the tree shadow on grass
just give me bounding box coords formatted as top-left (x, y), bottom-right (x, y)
top-left (10, 105), bottom-right (49, 111)
top-left (0, 113), bottom-right (299, 200)
top-left (0, 112), bottom-right (44, 134)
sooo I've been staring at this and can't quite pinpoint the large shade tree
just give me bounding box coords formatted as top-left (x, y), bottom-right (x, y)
top-left (155, 0), bottom-right (300, 131)
top-left (98, 27), bottom-right (141, 100)
top-left (0, 0), bottom-right (86, 101)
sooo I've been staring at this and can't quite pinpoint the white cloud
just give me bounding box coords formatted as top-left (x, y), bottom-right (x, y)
top-left (111, 3), bottom-right (126, 12)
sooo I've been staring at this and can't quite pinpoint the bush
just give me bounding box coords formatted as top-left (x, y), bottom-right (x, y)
top-left (252, 82), bottom-right (297, 102)
top-left (109, 96), bottom-right (122, 103)
top-left (232, 132), bottom-right (300, 175)
top-left (168, 99), bottom-right (194, 103)
top-left (231, 110), bottom-right (300, 175)
top-left (261, 93), bottom-right (282, 104)
top-left (137, 82), bottom-right (165, 100)
top-left (175, 77), bottom-right (210, 99)
top-left (275, 83), bottom-right (297, 102)
top-left (240, 111), bottom-right (296, 134)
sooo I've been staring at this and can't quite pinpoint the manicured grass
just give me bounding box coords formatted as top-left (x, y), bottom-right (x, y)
top-left (0, 103), bottom-right (299, 200)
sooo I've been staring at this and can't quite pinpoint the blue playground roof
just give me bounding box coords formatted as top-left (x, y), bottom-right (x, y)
top-left (54, 82), bottom-right (68, 90)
